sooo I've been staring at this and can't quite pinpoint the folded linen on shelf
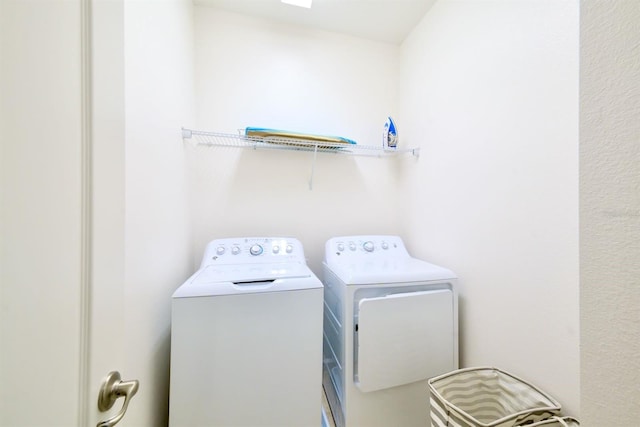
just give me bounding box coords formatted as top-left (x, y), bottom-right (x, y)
top-left (245, 127), bottom-right (357, 146)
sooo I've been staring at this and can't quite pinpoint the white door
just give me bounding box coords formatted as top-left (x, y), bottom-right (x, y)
top-left (1, 0), bottom-right (130, 425)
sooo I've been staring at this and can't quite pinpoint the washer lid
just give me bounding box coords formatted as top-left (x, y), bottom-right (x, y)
top-left (195, 263), bottom-right (313, 283)
top-left (325, 258), bottom-right (456, 285)
top-left (173, 263), bottom-right (322, 298)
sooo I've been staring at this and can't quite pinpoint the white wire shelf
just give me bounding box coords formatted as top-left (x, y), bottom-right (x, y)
top-left (181, 128), bottom-right (419, 190)
top-left (181, 128), bottom-right (420, 158)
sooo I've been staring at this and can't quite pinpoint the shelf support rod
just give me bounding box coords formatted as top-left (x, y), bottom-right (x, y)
top-left (308, 143), bottom-right (319, 190)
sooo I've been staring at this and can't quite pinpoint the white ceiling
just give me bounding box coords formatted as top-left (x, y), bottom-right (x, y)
top-left (195, 0), bottom-right (437, 44)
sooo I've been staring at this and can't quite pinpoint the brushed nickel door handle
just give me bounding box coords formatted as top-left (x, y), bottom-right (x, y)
top-left (97, 371), bottom-right (139, 427)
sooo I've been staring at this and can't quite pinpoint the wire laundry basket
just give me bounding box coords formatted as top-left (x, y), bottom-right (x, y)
top-left (523, 417), bottom-right (580, 427)
top-left (428, 367), bottom-right (562, 427)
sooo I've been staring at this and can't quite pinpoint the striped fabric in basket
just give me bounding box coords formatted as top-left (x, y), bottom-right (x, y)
top-left (428, 367), bottom-right (562, 427)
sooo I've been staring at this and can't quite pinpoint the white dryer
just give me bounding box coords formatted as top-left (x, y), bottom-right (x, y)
top-left (169, 237), bottom-right (323, 427)
top-left (322, 235), bottom-right (458, 427)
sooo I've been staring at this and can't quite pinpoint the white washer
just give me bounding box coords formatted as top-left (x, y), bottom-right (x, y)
top-left (322, 235), bottom-right (458, 427)
top-left (169, 237), bottom-right (323, 427)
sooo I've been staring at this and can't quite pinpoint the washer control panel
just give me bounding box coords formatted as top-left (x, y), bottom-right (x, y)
top-left (201, 237), bottom-right (304, 267)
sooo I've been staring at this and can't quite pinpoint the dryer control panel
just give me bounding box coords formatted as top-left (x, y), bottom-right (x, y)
top-left (200, 237), bottom-right (306, 268)
top-left (325, 235), bottom-right (410, 265)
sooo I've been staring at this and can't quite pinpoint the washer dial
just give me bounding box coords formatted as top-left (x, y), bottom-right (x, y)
top-left (249, 244), bottom-right (263, 256)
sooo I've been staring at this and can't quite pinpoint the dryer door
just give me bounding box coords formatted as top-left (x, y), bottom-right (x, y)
top-left (355, 289), bottom-right (454, 392)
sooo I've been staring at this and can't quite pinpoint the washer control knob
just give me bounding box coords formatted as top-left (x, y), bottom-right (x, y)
top-left (337, 243), bottom-right (345, 252)
top-left (285, 244), bottom-right (293, 254)
top-left (249, 244), bottom-right (263, 256)
top-left (231, 246), bottom-right (241, 255)
top-left (363, 241), bottom-right (374, 252)
top-left (349, 242), bottom-right (356, 251)
top-left (216, 246), bottom-right (226, 255)
top-left (381, 241), bottom-right (389, 250)
top-left (272, 245), bottom-right (280, 254)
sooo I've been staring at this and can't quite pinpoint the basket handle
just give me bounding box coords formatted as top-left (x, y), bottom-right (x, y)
top-left (551, 416), bottom-right (570, 427)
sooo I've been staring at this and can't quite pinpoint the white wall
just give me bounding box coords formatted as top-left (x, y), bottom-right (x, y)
top-left (580, 1), bottom-right (640, 425)
top-left (189, 7), bottom-right (405, 273)
top-left (398, 0), bottom-right (580, 416)
top-left (123, 0), bottom-right (194, 424)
